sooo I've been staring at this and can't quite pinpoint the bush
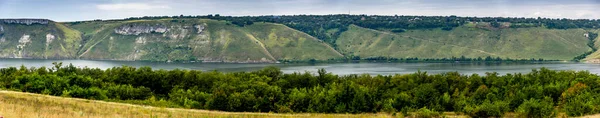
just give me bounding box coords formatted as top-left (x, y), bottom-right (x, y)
top-left (464, 101), bottom-right (510, 117)
top-left (413, 107), bottom-right (441, 118)
top-left (68, 86), bottom-right (108, 100)
top-left (562, 92), bottom-right (597, 116)
top-left (516, 97), bottom-right (556, 118)
top-left (168, 89), bottom-right (211, 109)
top-left (106, 85), bottom-right (152, 100)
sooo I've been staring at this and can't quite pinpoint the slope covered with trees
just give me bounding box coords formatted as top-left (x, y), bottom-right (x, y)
top-left (2, 64), bottom-right (600, 117)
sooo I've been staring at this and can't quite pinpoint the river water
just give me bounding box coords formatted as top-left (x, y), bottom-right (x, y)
top-left (1, 59), bottom-right (600, 75)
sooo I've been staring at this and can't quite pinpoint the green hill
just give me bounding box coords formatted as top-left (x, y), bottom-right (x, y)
top-left (0, 19), bottom-right (81, 59)
top-left (1, 16), bottom-right (600, 62)
top-left (337, 24), bottom-right (591, 60)
top-left (67, 19), bottom-right (342, 62)
top-left (583, 30), bottom-right (600, 62)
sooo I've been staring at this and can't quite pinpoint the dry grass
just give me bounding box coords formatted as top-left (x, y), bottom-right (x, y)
top-left (0, 90), bottom-right (395, 118)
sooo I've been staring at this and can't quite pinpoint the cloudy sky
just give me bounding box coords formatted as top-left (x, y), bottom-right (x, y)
top-left (0, 0), bottom-right (598, 22)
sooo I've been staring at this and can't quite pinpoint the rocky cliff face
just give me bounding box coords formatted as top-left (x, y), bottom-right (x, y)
top-left (194, 24), bottom-right (205, 34)
top-left (2, 19), bottom-right (49, 25)
top-left (0, 25), bottom-right (4, 32)
top-left (114, 24), bottom-right (168, 35)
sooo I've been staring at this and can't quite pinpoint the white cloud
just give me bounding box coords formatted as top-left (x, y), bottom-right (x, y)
top-left (96, 3), bottom-right (170, 11)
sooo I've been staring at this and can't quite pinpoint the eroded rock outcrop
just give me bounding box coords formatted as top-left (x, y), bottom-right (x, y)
top-left (46, 34), bottom-right (55, 44)
top-left (115, 24), bottom-right (168, 35)
top-left (135, 36), bottom-right (147, 44)
top-left (194, 24), bottom-right (205, 34)
top-left (19, 35), bottom-right (31, 44)
top-left (0, 25), bottom-right (4, 32)
top-left (15, 35), bottom-right (31, 58)
top-left (2, 19), bottom-right (49, 25)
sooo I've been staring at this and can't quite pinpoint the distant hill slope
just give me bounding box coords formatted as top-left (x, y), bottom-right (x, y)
top-left (1, 16), bottom-right (599, 62)
top-left (243, 23), bottom-right (343, 61)
top-left (67, 19), bottom-right (342, 62)
top-left (583, 29), bottom-right (600, 62)
top-left (0, 19), bottom-right (81, 59)
top-left (337, 24), bottom-right (591, 60)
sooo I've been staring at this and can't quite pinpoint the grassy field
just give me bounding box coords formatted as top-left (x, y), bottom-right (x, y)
top-left (0, 90), bottom-right (398, 118)
top-left (337, 24), bottom-right (590, 60)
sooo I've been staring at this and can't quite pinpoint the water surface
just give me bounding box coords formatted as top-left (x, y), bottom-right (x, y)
top-left (1, 59), bottom-right (599, 75)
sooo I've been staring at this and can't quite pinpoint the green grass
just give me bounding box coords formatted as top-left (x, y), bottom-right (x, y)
top-left (243, 23), bottom-right (343, 61)
top-left (337, 25), bottom-right (590, 60)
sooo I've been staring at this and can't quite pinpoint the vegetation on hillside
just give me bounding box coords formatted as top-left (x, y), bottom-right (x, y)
top-left (337, 25), bottom-right (590, 60)
top-left (98, 15), bottom-right (600, 47)
top-left (66, 19), bottom-right (342, 62)
top-left (2, 14), bottom-right (599, 62)
top-left (0, 22), bottom-right (81, 59)
top-left (65, 15), bottom-right (599, 62)
top-left (1, 63), bottom-right (600, 117)
top-left (574, 32), bottom-right (598, 61)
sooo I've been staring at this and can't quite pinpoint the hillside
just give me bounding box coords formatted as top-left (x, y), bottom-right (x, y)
top-left (67, 19), bottom-right (342, 62)
top-left (1, 16), bottom-right (600, 62)
top-left (583, 29), bottom-right (600, 62)
top-left (337, 24), bottom-right (591, 60)
top-left (0, 19), bottom-right (81, 59)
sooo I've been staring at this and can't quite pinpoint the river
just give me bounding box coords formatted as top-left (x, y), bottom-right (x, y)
top-left (1, 59), bottom-right (600, 75)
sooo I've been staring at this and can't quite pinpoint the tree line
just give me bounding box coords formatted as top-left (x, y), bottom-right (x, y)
top-left (281, 56), bottom-right (557, 63)
top-left (1, 62), bottom-right (600, 117)
top-left (358, 56), bottom-right (554, 62)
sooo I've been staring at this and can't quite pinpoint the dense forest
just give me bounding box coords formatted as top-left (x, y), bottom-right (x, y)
top-left (1, 62), bottom-right (600, 117)
top-left (75, 14), bottom-right (600, 47)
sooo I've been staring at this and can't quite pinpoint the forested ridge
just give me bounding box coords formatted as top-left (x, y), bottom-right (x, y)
top-left (2, 62), bottom-right (600, 117)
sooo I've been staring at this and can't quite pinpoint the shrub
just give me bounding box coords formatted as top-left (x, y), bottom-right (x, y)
top-left (106, 85), bottom-right (152, 100)
top-left (516, 97), bottom-right (556, 118)
top-left (68, 86), bottom-right (108, 100)
top-left (464, 101), bottom-right (510, 117)
top-left (413, 107), bottom-right (441, 118)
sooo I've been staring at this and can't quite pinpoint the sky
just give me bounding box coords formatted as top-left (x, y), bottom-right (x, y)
top-left (0, 0), bottom-right (599, 22)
